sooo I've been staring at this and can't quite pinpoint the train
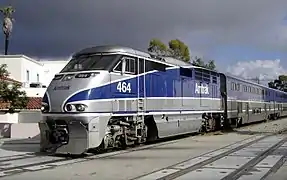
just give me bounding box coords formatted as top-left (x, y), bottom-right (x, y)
top-left (39, 45), bottom-right (287, 155)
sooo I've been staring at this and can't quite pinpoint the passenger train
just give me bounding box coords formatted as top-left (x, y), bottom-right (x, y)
top-left (39, 45), bottom-right (287, 155)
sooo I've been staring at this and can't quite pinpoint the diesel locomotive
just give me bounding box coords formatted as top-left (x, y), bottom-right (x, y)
top-left (39, 45), bottom-right (287, 155)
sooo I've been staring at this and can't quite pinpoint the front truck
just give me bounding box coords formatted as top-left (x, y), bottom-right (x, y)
top-left (38, 115), bottom-right (110, 155)
top-left (39, 114), bottom-right (148, 155)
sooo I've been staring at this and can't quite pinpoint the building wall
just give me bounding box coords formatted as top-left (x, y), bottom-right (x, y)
top-left (20, 87), bottom-right (46, 97)
top-left (0, 55), bottom-right (70, 97)
top-left (0, 112), bottom-right (18, 123)
top-left (0, 111), bottom-right (41, 138)
top-left (41, 60), bottom-right (69, 87)
top-left (20, 57), bottom-right (44, 86)
top-left (17, 111), bottom-right (42, 123)
top-left (0, 55), bottom-right (70, 139)
top-left (10, 123), bottom-right (40, 139)
top-left (0, 55), bottom-right (44, 86)
top-left (0, 55), bottom-right (23, 81)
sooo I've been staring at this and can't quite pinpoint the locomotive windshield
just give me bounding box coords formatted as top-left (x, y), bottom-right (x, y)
top-left (60, 54), bottom-right (117, 72)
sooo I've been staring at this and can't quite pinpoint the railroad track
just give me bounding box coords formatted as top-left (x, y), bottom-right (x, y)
top-left (132, 132), bottom-right (287, 180)
top-left (0, 136), bottom-right (185, 178)
top-left (0, 118), bottom-right (285, 178)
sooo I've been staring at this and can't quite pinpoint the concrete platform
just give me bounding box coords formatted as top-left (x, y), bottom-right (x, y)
top-left (0, 118), bottom-right (287, 180)
top-left (0, 135), bottom-right (39, 158)
top-left (1, 133), bottom-right (256, 180)
top-left (265, 160), bottom-right (287, 180)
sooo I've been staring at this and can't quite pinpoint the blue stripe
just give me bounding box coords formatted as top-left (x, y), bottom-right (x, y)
top-left (66, 69), bottom-right (221, 103)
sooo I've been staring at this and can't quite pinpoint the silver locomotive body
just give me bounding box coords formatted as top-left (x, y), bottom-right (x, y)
top-left (39, 45), bottom-right (225, 155)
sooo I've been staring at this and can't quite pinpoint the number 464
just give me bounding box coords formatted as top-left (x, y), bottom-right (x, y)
top-left (117, 82), bottom-right (131, 93)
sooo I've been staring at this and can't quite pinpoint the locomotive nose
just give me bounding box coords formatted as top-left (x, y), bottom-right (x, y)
top-left (46, 72), bottom-right (102, 113)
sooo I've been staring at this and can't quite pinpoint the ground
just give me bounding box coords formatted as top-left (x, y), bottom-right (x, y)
top-left (0, 119), bottom-right (287, 179)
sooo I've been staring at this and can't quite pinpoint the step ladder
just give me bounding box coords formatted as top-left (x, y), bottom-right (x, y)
top-left (135, 98), bottom-right (146, 142)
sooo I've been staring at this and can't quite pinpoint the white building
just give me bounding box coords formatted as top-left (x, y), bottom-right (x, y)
top-left (41, 60), bottom-right (69, 86)
top-left (0, 55), bottom-right (69, 97)
top-left (0, 55), bottom-right (70, 139)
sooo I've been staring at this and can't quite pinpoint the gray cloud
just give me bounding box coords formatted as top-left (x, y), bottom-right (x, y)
top-left (227, 59), bottom-right (287, 83)
top-left (0, 0), bottom-right (287, 58)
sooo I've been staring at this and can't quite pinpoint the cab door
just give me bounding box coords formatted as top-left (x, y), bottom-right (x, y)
top-left (110, 56), bottom-right (137, 112)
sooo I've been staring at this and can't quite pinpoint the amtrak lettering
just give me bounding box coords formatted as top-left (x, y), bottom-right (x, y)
top-left (53, 85), bottom-right (70, 90)
top-left (195, 83), bottom-right (209, 94)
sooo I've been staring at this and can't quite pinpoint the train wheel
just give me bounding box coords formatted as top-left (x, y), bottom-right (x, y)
top-left (236, 118), bottom-right (242, 128)
top-left (199, 122), bottom-right (207, 134)
top-left (267, 115), bottom-right (270, 121)
top-left (88, 140), bottom-right (105, 154)
top-left (208, 118), bottom-right (216, 131)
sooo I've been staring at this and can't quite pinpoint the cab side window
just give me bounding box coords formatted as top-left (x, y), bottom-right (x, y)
top-left (138, 58), bottom-right (145, 74)
top-left (145, 60), bottom-right (169, 72)
top-left (114, 61), bottom-right (122, 72)
top-left (113, 56), bottom-right (136, 75)
top-left (125, 58), bottom-right (136, 74)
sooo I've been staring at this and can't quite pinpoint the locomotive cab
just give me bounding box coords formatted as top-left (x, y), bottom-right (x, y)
top-left (39, 46), bottom-right (150, 155)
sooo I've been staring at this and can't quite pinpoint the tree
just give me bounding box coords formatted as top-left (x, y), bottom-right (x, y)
top-left (147, 38), bottom-right (217, 70)
top-left (268, 75), bottom-right (287, 92)
top-left (0, 6), bottom-right (15, 55)
top-left (279, 75), bottom-right (287, 83)
top-left (148, 38), bottom-right (168, 56)
top-left (168, 39), bottom-right (190, 62)
top-left (0, 64), bottom-right (28, 113)
top-left (191, 57), bottom-right (217, 71)
top-left (192, 56), bottom-right (205, 67)
top-left (206, 60), bottom-right (216, 71)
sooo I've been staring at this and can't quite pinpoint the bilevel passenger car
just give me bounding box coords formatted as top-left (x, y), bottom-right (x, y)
top-left (39, 45), bottom-right (287, 155)
top-left (222, 74), bottom-right (287, 127)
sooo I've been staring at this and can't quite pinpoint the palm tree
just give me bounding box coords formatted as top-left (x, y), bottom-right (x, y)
top-left (0, 6), bottom-right (15, 55)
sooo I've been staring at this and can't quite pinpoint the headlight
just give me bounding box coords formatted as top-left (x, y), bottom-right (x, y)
top-left (66, 104), bottom-right (73, 111)
top-left (75, 104), bottom-right (86, 111)
top-left (65, 103), bottom-right (87, 112)
top-left (41, 102), bottom-right (49, 113)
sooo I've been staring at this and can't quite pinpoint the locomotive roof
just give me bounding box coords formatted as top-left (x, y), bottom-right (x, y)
top-left (74, 45), bottom-right (151, 58)
top-left (74, 45), bottom-right (193, 66)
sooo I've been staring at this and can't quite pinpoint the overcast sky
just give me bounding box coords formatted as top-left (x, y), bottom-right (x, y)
top-left (0, 0), bottom-right (287, 80)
